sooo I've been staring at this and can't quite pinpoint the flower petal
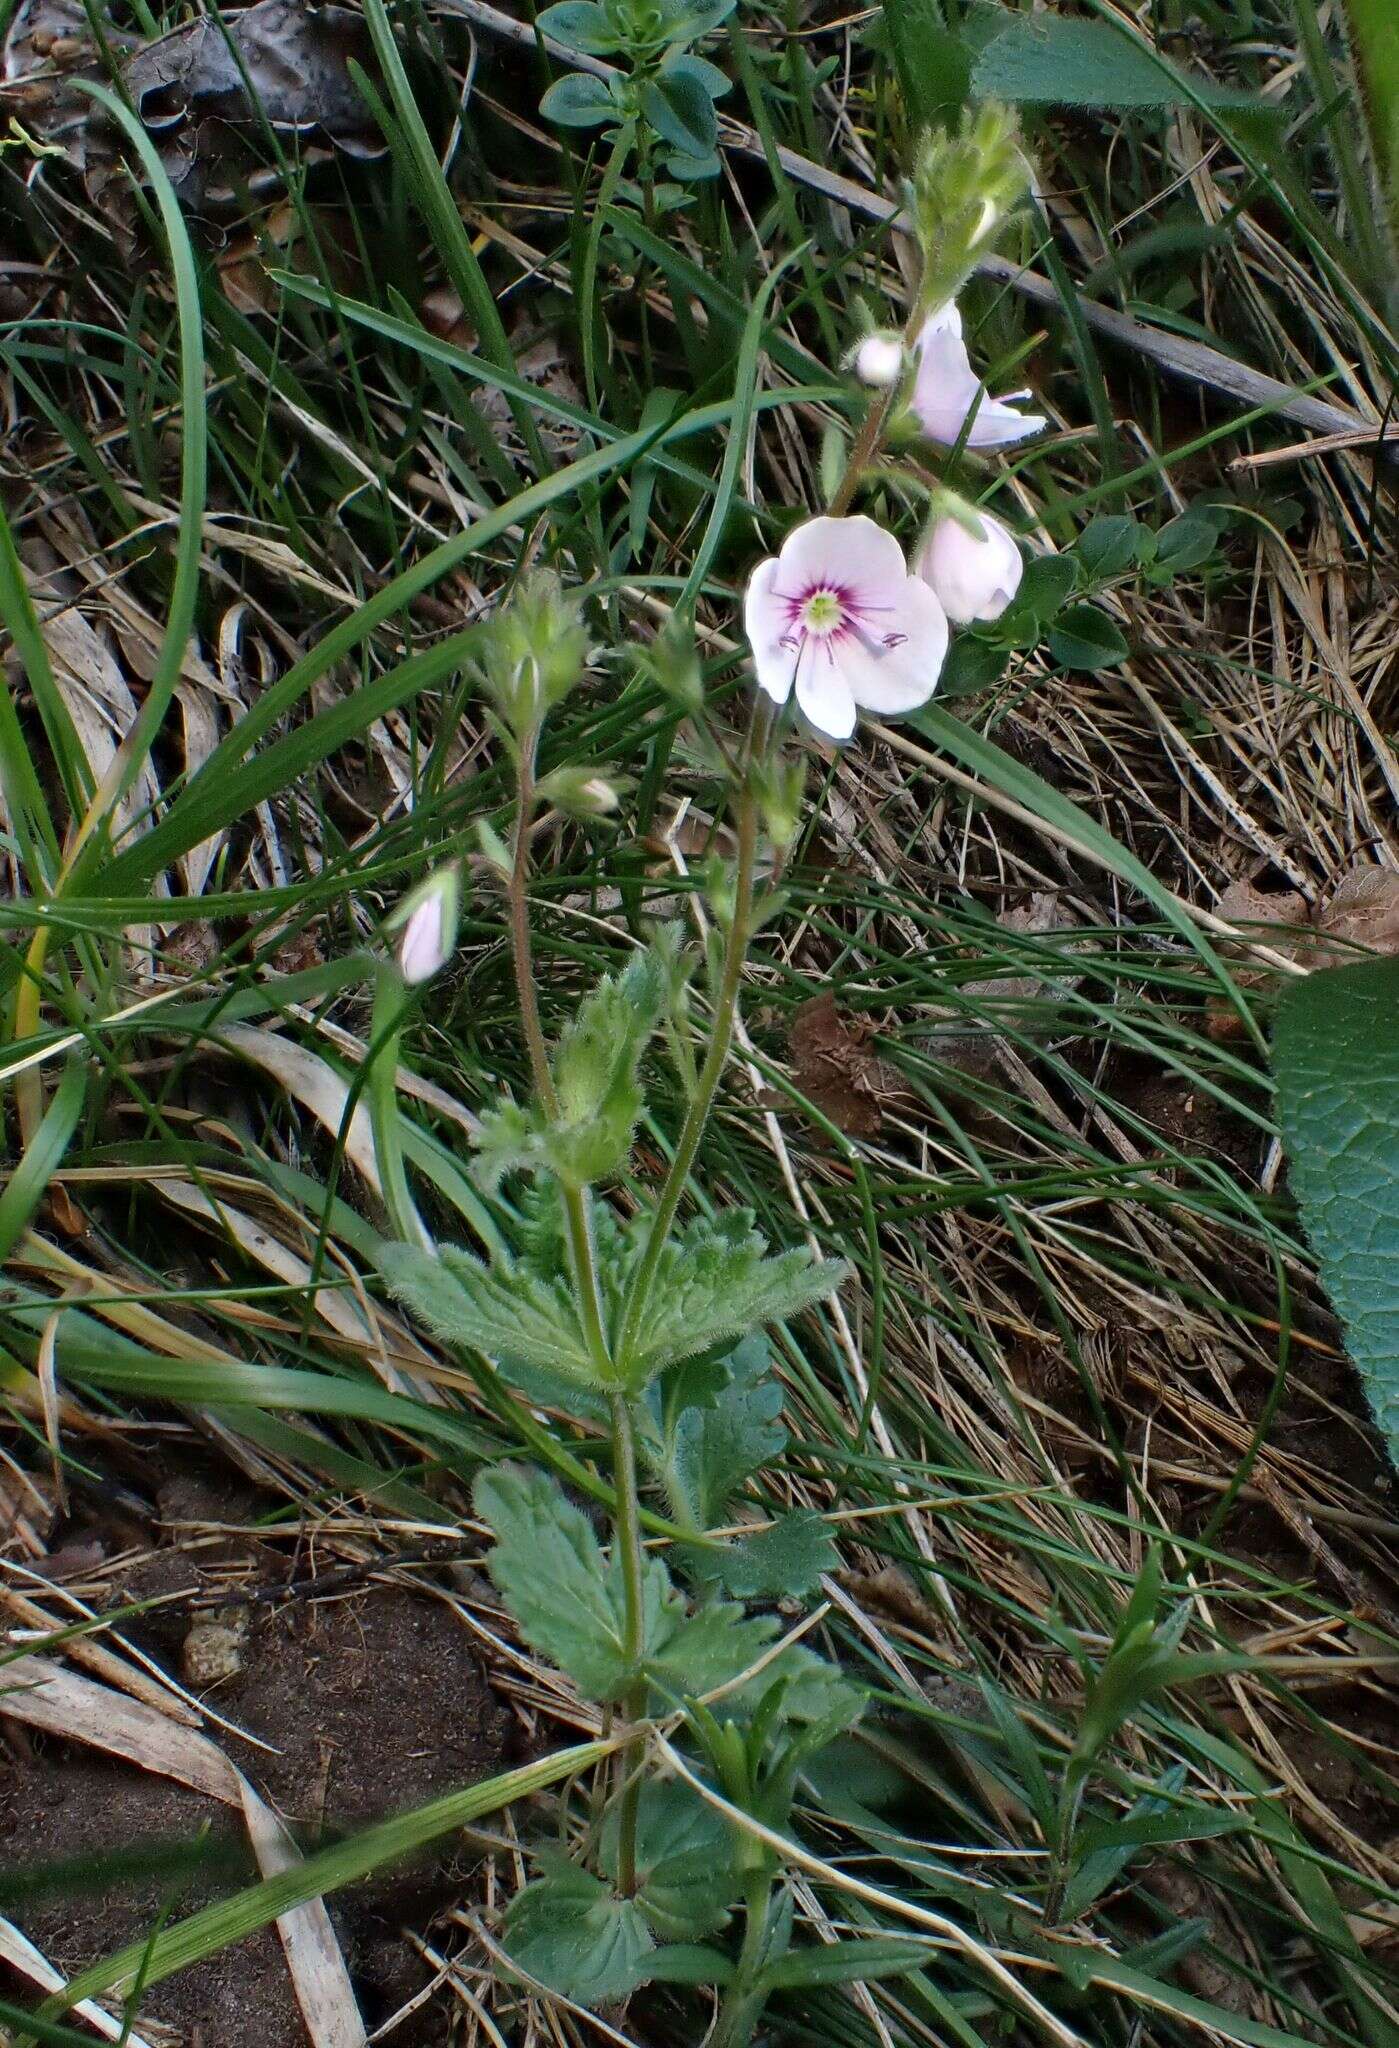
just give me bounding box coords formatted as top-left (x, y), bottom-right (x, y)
top-left (839, 576), bottom-right (948, 716)
top-left (778, 514), bottom-right (907, 608)
top-left (910, 304), bottom-right (1045, 449)
top-left (793, 639), bottom-right (857, 740)
top-left (744, 554), bottom-right (796, 705)
top-left (961, 398), bottom-right (1048, 450)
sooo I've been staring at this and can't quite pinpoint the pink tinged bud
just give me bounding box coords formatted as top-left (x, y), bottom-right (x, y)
top-left (392, 869), bottom-right (460, 985)
top-left (854, 334), bottom-right (904, 387)
top-left (399, 898), bottom-right (446, 984)
top-left (915, 510), bottom-right (1023, 625)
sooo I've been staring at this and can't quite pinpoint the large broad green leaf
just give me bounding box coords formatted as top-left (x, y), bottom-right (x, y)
top-left (1274, 956), bottom-right (1399, 1466)
top-left (971, 12), bottom-right (1266, 111)
top-left (661, 1333), bottom-right (787, 1530)
top-left (882, 0), bottom-right (971, 131)
top-left (379, 1241), bottom-right (597, 1386)
top-left (624, 1212), bottom-right (846, 1385)
top-left (475, 1465), bottom-right (861, 1720)
top-left (699, 1511), bottom-right (838, 1600)
top-left (474, 1464), bottom-right (676, 1700)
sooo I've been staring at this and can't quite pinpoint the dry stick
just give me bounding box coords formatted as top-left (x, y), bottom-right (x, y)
top-left (441, 0), bottom-right (1386, 446)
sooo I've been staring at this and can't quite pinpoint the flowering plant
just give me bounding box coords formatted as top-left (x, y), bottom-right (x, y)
top-left (366, 99), bottom-right (1102, 2042)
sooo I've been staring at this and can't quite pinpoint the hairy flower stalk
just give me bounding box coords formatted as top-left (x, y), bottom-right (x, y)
top-left (614, 771), bottom-right (761, 1376)
top-left (507, 728), bottom-right (611, 1374)
top-left (504, 725), bottom-right (650, 1893)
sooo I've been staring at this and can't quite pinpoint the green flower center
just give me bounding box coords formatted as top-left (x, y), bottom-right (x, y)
top-left (803, 590), bottom-right (842, 631)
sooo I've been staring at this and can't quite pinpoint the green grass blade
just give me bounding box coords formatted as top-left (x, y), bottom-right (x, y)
top-left (37, 1740), bottom-right (617, 2024)
top-left (69, 81), bottom-right (208, 844)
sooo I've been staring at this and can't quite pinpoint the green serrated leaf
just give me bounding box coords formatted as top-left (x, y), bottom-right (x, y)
top-left (475, 1464), bottom-right (678, 1698)
top-left (599, 1779), bottom-right (739, 1938)
top-left (699, 1511), bottom-right (837, 1599)
top-left (757, 1643), bottom-right (865, 1728)
top-left (1275, 957), bottom-right (1399, 1467)
top-left (473, 952), bottom-right (665, 1190)
top-left (971, 15), bottom-right (1265, 112)
top-left (645, 1597), bottom-right (782, 1701)
top-left (626, 1212), bottom-right (846, 1385)
top-left (378, 1241), bottom-right (597, 1385)
top-left (663, 1334), bottom-right (786, 1530)
top-left (505, 1858), bottom-right (654, 2003)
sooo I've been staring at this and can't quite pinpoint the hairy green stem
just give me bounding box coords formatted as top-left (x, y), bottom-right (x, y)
top-left (609, 1389), bottom-right (649, 1895)
top-left (509, 731), bottom-right (611, 1371)
top-left (615, 779), bottom-right (760, 1372)
top-left (509, 730), bottom-right (559, 1118)
top-left (825, 296), bottom-right (930, 519)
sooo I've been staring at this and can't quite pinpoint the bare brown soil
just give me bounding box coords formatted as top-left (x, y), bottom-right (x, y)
top-left (1, 1462), bottom-right (510, 2047)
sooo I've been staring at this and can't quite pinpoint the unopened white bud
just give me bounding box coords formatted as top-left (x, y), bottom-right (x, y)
top-left (389, 867), bottom-right (462, 986)
top-left (853, 333), bottom-right (904, 388)
top-left (914, 508), bottom-right (1023, 625)
top-left (969, 196), bottom-right (1000, 248)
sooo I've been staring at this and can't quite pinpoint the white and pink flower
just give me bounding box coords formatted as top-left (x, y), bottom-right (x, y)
top-left (909, 302), bottom-right (1046, 450)
top-left (743, 515), bottom-right (948, 741)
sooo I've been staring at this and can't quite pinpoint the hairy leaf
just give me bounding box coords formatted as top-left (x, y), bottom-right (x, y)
top-left (504, 1858), bottom-right (654, 2002)
top-left (599, 1779), bottom-right (738, 1938)
top-left (379, 1241), bottom-right (596, 1386)
top-left (475, 1464), bottom-right (680, 1699)
top-left (1274, 957), bottom-right (1399, 1466)
top-left (478, 950), bottom-right (666, 1189)
top-left (700, 1511), bottom-right (837, 1600)
top-left (972, 14), bottom-right (1264, 112)
top-left (663, 1333), bottom-right (786, 1529)
top-left (645, 1597), bottom-right (786, 1702)
top-left (626, 1212), bottom-right (846, 1384)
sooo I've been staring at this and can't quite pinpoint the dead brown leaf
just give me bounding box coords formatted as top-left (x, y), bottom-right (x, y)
top-left (1209, 865), bottom-right (1399, 1036)
top-left (785, 990), bottom-right (904, 1140)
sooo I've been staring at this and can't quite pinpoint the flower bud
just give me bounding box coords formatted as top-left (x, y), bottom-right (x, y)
top-left (534, 764), bottom-right (627, 818)
top-left (914, 507), bottom-right (1023, 625)
top-left (476, 571), bottom-right (590, 735)
top-left (642, 616), bottom-right (706, 714)
top-left (388, 866), bottom-right (462, 986)
top-left (909, 102), bottom-right (1030, 313)
top-left (751, 751), bottom-right (808, 853)
top-left (853, 333), bottom-right (904, 387)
